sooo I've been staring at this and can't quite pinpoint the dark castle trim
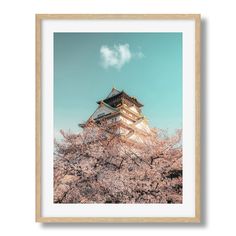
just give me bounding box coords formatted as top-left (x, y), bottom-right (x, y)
top-left (97, 91), bottom-right (143, 108)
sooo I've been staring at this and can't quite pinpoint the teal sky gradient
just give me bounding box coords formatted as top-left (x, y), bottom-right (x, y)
top-left (54, 33), bottom-right (182, 137)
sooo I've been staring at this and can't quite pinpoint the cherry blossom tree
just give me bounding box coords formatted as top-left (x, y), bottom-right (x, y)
top-left (54, 120), bottom-right (182, 204)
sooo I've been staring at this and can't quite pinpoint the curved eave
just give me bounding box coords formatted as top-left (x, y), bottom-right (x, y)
top-left (79, 123), bottom-right (86, 128)
top-left (97, 91), bottom-right (143, 108)
top-left (94, 111), bottom-right (120, 121)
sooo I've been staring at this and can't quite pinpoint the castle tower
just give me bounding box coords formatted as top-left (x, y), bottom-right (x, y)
top-left (79, 88), bottom-right (153, 142)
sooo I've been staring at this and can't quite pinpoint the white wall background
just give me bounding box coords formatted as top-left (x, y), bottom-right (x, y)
top-left (0, 0), bottom-right (236, 235)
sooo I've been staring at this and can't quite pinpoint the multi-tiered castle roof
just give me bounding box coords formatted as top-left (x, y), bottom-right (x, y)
top-left (79, 88), bottom-right (153, 142)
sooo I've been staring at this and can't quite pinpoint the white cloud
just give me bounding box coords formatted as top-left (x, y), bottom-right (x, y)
top-left (135, 51), bottom-right (144, 59)
top-left (100, 44), bottom-right (143, 70)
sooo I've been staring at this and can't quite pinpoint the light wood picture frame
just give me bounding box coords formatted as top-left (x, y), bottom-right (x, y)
top-left (36, 14), bottom-right (201, 223)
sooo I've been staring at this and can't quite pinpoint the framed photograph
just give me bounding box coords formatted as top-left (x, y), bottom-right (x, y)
top-left (36, 14), bottom-right (201, 223)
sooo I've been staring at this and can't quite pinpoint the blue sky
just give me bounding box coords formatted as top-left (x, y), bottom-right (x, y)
top-left (54, 33), bottom-right (182, 138)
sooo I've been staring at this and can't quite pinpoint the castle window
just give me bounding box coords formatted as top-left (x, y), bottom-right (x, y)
top-left (97, 112), bottom-right (105, 118)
